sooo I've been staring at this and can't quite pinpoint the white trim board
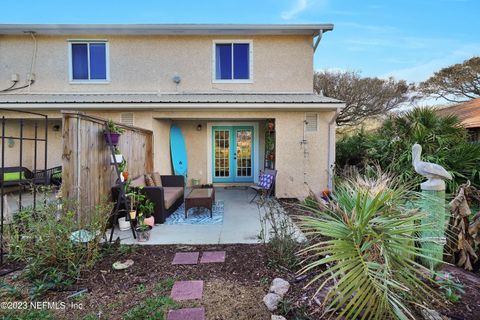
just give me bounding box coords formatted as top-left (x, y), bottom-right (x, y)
top-left (206, 121), bottom-right (260, 184)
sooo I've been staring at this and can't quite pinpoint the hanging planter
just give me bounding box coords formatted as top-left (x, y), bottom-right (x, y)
top-left (104, 120), bottom-right (125, 145)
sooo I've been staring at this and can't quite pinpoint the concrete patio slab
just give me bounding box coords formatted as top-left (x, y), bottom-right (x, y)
top-left (171, 280), bottom-right (204, 301)
top-left (109, 188), bottom-right (306, 245)
top-left (200, 251), bottom-right (226, 263)
top-left (172, 252), bottom-right (200, 265)
top-left (167, 307), bottom-right (205, 320)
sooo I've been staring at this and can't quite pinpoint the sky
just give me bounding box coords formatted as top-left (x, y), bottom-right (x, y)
top-left (2, 0), bottom-right (479, 84)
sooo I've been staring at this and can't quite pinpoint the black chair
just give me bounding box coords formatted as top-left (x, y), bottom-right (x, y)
top-left (249, 169), bottom-right (277, 203)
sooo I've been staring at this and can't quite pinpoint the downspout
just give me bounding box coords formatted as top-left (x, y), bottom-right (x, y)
top-left (313, 29), bottom-right (324, 52)
top-left (327, 108), bottom-right (340, 191)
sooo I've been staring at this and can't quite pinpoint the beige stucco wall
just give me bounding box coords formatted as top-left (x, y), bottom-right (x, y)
top-left (152, 109), bottom-right (335, 198)
top-left (0, 119), bottom-right (62, 169)
top-left (0, 34), bottom-right (313, 93)
top-left (0, 108), bottom-right (334, 199)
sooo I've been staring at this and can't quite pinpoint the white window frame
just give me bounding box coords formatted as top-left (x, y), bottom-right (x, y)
top-left (68, 40), bottom-right (110, 84)
top-left (212, 40), bottom-right (253, 84)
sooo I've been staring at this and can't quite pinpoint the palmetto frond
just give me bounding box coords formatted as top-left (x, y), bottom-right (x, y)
top-left (297, 172), bottom-right (441, 319)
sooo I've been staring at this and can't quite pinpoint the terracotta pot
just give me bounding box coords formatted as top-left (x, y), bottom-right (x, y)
top-left (144, 216), bottom-right (155, 227)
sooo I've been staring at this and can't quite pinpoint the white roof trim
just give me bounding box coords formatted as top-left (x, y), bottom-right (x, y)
top-left (0, 24), bottom-right (334, 36)
top-left (0, 102), bottom-right (344, 110)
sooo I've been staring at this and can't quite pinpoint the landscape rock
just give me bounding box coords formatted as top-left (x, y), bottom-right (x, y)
top-left (269, 278), bottom-right (290, 297)
top-left (271, 315), bottom-right (287, 320)
top-left (263, 293), bottom-right (282, 311)
top-left (421, 308), bottom-right (447, 320)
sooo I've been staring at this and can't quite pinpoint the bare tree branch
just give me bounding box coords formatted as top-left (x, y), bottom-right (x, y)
top-left (419, 56), bottom-right (480, 102)
top-left (314, 71), bottom-right (413, 126)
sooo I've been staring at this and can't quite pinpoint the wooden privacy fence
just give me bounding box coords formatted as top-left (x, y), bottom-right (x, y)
top-left (62, 111), bottom-right (153, 213)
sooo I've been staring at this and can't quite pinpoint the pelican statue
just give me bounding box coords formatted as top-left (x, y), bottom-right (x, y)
top-left (412, 143), bottom-right (452, 190)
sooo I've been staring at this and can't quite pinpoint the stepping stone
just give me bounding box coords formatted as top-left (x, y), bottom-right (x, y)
top-left (170, 280), bottom-right (203, 301)
top-left (172, 252), bottom-right (200, 265)
top-left (200, 251), bottom-right (226, 263)
top-left (167, 307), bottom-right (205, 320)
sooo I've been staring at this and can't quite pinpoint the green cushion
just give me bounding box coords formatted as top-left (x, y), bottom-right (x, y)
top-left (3, 172), bottom-right (25, 181)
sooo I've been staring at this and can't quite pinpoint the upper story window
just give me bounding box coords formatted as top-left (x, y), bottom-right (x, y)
top-left (68, 41), bottom-right (109, 82)
top-left (213, 41), bottom-right (252, 82)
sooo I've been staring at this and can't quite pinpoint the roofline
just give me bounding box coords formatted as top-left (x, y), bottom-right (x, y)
top-left (0, 102), bottom-right (345, 110)
top-left (0, 24), bottom-right (334, 36)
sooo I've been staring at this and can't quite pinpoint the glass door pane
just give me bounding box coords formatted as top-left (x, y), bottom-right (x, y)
top-left (214, 129), bottom-right (230, 178)
top-left (236, 129), bottom-right (252, 178)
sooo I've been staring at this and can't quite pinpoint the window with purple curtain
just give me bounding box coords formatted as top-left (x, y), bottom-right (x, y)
top-left (71, 42), bottom-right (107, 81)
top-left (215, 42), bottom-right (250, 80)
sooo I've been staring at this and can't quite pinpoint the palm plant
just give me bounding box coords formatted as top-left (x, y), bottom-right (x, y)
top-left (336, 107), bottom-right (480, 193)
top-left (297, 171), bottom-right (442, 319)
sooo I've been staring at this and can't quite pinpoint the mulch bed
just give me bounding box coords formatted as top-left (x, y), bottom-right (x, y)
top-left (2, 198), bottom-right (480, 319)
top-left (0, 244), bottom-right (283, 319)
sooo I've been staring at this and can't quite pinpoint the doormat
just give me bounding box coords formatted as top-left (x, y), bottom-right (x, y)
top-left (165, 201), bottom-right (224, 225)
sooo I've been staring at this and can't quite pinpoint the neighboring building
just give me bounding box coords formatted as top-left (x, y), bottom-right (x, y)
top-left (0, 24), bottom-right (343, 199)
top-left (438, 98), bottom-right (480, 142)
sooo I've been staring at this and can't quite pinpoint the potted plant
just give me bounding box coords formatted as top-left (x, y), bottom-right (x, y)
top-left (268, 151), bottom-right (275, 161)
top-left (266, 119), bottom-right (275, 131)
top-left (111, 147), bottom-right (124, 165)
top-left (104, 119), bottom-right (125, 145)
top-left (139, 198), bottom-right (155, 227)
top-left (118, 160), bottom-right (128, 181)
top-left (136, 199), bottom-right (154, 242)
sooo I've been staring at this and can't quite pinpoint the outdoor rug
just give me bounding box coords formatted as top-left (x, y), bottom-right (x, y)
top-left (164, 201), bottom-right (224, 225)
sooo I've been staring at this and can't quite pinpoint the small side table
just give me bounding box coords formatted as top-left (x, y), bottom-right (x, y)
top-left (184, 188), bottom-right (215, 218)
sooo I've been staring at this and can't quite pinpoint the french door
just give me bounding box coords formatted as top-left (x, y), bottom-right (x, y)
top-left (212, 126), bottom-right (254, 183)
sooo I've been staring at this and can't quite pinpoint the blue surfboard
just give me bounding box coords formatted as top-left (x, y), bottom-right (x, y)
top-left (170, 126), bottom-right (188, 177)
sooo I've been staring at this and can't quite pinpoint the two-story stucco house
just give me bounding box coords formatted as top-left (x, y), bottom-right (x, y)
top-left (0, 24), bottom-right (343, 199)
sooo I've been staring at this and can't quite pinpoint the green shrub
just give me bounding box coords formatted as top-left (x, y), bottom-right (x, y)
top-left (5, 200), bottom-right (111, 298)
top-left (297, 171), bottom-right (441, 319)
top-left (336, 107), bottom-right (480, 193)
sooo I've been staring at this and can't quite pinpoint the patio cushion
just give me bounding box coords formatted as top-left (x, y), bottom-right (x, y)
top-left (3, 172), bottom-right (26, 181)
top-left (152, 172), bottom-right (162, 186)
top-left (163, 192), bottom-right (178, 209)
top-left (144, 174), bottom-right (155, 186)
top-left (164, 187), bottom-right (184, 200)
top-left (130, 175), bottom-right (146, 187)
top-left (258, 173), bottom-right (274, 189)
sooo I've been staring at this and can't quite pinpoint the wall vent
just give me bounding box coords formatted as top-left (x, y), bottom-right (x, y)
top-left (305, 113), bottom-right (318, 132)
top-left (120, 112), bottom-right (134, 126)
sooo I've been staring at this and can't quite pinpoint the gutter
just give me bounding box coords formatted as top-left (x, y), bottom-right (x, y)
top-left (327, 107), bottom-right (341, 191)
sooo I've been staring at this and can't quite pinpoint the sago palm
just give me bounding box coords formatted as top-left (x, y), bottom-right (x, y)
top-left (297, 172), bottom-right (442, 319)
